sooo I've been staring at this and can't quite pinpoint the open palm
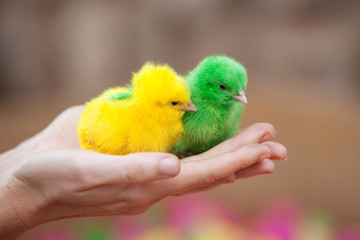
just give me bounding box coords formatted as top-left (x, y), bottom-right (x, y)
top-left (0, 105), bottom-right (287, 239)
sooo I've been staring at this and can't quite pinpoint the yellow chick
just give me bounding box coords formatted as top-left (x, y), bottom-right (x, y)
top-left (77, 62), bottom-right (197, 155)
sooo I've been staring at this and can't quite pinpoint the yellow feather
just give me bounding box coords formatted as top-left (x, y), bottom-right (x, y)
top-left (77, 63), bottom-right (190, 155)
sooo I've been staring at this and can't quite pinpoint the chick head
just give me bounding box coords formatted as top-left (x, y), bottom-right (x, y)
top-left (132, 62), bottom-right (196, 118)
top-left (188, 55), bottom-right (248, 106)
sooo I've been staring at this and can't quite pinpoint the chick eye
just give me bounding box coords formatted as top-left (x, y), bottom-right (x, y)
top-left (219, 84), bottom-right (227, 90)
top-left (171, 101), bottom-right (179, 106)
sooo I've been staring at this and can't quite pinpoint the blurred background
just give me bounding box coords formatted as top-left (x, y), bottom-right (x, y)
top-left (0, 0), bottom-right (359, 239)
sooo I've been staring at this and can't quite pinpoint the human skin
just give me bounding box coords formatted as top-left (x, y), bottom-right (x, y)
top-left (0, 105), bottom-right (287, 239)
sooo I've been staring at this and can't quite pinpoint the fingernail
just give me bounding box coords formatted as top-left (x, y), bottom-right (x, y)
top-left (159, 157), bottom-right (179, 177)
top-left (260, 150), bottom-right (271, 160)
top-left (280, 148), bottom-right (288, 161)
top-left (261, 133), bottom-right (274, 142)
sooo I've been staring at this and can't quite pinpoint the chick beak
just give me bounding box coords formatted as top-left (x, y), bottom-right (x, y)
top-left (181, 99), bottom-right (197, 112)
top-left (231, 90), bottom-right (247, 104)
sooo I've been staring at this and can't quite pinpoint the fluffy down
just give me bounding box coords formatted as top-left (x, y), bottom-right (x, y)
top-left (171, 55), bottom-right (248, 156)
top-left (78, 62), bottom-right (191, 155)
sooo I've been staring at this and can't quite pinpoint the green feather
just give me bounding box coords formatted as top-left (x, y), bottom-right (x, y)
top-left (107, 87), bottom-right (133, 101)
top-left (172, 55), bottom-right (248, 156)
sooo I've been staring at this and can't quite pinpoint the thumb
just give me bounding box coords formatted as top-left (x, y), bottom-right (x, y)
top-left (74, 150), bottom-right (180, 184)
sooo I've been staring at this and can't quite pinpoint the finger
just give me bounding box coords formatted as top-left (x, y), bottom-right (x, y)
top-left (235, 122), bottom-right (276, 143)
top-left (201, 159), bottom-right (275, 189)
top-left (71, 150), bottom-right (180, 187)
top-left (235, 159), bottom-right (275, 179)
top-left (159, 143), bottom-right (271, 195)
top-left (193, 123), bottom-right (276, 160)
top-left (176, 158), bottom-right (277, 195)
top-left (174, 173), bottom-right (236, 195)
top-left (261, 141), bottom-right (288, 160)
top-left (197, 159), bottom-right (276, 192)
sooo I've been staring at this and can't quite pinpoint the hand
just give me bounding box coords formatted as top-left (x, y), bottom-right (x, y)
top-left (0, 106), bottom-right (287, 239)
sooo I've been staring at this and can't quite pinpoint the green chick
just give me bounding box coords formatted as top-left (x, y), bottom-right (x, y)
top-left (171, 55), bottom-right (248, 156)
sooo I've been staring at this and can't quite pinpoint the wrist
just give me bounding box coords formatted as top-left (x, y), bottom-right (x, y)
top-left (0, 168), bottom-right (52, 239)
top-left (0, 134), bottom-right (53, 238)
